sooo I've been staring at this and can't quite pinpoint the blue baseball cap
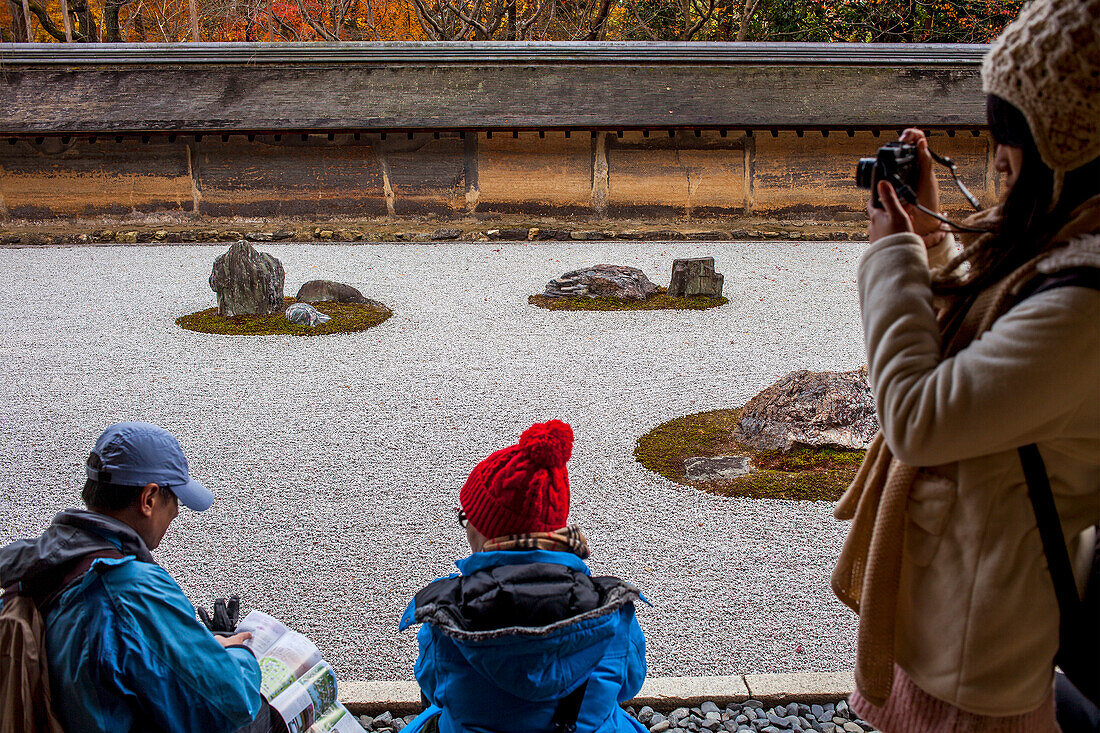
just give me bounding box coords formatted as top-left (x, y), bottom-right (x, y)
top-left (86, 422), bottom-right (214, 511)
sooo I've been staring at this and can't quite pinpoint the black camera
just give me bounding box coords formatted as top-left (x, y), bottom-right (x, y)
top-left (857, 142), bottom-right (920, 208)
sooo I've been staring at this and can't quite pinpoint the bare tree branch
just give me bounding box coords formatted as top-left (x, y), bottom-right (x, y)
top-left (583, 0), bottom-right (612, 40)
top-left (680, 0), bottom-right (714, 39)
top-left (620, 0), bottom-right (660, 41)
top-left (24, 0), bottom-right (67, 40)
top-left (405, 0), bottom-right (448, 38)
top-left (294, 0), bottom-right (339, 39)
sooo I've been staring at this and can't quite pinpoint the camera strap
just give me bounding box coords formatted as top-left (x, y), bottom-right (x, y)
top-left (928, 149), bottom-right (983, 210)
top-left (886, 145), bottom-right (987, 234)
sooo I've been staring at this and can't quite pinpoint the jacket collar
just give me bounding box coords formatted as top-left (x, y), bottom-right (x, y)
top-left (456, 550), bottom-right (590, 577)
top-left (0, 508), bottom-right (154, 587)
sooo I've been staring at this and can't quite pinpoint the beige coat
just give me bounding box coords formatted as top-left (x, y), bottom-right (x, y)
top-left (857, 229), bottom-right (1100, 715)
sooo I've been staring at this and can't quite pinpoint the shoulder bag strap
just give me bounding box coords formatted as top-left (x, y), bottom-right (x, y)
top-left (1018, 444), bottom-right (1099, 703)
top-left (1019, 445), bottom-right (1082, 630)
top-left (550, 680), bottom-right (588, 733)
top-left (38, 548), bottom-right (126, 613)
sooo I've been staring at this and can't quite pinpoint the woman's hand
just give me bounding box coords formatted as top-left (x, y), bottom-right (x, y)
top-left (868, 180), bottom-right (914, 242)
top-left (898, 128), bottom-right (943, 237)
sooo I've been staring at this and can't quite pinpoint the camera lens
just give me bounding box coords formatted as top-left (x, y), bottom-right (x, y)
top-left (856, 158), bottom-right (877, 189)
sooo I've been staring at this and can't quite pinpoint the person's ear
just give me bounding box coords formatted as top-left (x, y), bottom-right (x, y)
top-left (138, 483), bottom-right (160, 517)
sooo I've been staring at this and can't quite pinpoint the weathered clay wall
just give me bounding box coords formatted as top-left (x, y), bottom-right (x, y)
top-left (0, 129), bottom-right (997, 221)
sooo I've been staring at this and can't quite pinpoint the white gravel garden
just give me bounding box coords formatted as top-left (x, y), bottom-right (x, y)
top-left (0, 238), bottom-right (867, 682)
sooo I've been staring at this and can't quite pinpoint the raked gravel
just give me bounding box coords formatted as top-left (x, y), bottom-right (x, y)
top-left (0, 239), bottom-right (868, 682)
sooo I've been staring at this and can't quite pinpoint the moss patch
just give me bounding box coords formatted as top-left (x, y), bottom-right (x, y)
top-left (177, 297), bottom-right (392, 336)
top-left (634, 408), bottom-right (865, 501)
top-left (529, 288), bottom-right (727, 311)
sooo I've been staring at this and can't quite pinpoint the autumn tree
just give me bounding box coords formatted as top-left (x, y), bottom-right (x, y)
top-left (740, 0), bottom-right (1025, 43)
top-left (3, 0), bottom-right (1024, 43)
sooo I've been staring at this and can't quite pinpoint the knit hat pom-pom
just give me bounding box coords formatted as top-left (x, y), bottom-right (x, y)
top-left (518, 420), bottom-right (573, 467)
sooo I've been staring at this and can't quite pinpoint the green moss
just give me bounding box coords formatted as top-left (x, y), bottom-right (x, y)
top-left (634, 408), bottom-right (865, 501)
top-left (529, 288), bottom-right (727, 311)
top-left (177, 297), bottom-right (392, 336)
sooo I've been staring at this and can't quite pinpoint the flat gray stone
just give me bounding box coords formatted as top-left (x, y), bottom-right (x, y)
top-left (743, 671), bottom-right (855, 705)
top-left (684, 455), bottom-right (753, 483)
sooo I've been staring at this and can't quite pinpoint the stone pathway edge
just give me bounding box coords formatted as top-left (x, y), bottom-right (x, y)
top-left (339, 670), bottom-right (856, 716)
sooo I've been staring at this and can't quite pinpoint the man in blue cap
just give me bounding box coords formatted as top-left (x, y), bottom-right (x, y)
top-left (0, 422), bottom-right (265, 732)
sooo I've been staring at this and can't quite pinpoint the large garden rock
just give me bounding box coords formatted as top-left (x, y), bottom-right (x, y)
top-left (667, 257), bottom-right (724, 298)
top-left (209, 241), bottom-right (285, 316)
top-left (295, 280), bottom-right (391, 313)
top-left (296, 279), bottom-right (367, 304)
top-left (733, 367), bottom-right (878, 451)
top-left (544, 264), bottom-right (658, 300)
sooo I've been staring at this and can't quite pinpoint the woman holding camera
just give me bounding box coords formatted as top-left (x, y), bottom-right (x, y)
top-left (832, 0), bottom-right (1100, 730)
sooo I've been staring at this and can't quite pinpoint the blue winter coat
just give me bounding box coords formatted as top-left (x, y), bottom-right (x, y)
top-left (398, 550), bottom-right (648, 733)
top-left (0, 509), bottom-right (263, 733)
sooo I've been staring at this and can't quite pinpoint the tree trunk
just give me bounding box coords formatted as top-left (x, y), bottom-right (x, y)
top-left (735, 0), bottom-right (761, 41)
top-left (60, 0), bottom-right (73, 40)
top-left (6, 0), bottom-right (27, 40)
top-left (189, 0), bottom-right (199, 40)
top-left (104, 0), bottom-right (126, 41)
top-left (20, 0), bottom-right (34, 40)
top-left (69, 0), bottom-right (99, 41)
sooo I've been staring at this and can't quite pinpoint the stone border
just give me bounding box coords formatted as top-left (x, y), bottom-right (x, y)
top-left (0, 224), bottom-right (870, 248)
top-left (338, 671), bottom-right (855, 716)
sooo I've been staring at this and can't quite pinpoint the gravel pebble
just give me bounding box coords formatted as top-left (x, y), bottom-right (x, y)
top-left (0, 241), bottom-right (865, 681)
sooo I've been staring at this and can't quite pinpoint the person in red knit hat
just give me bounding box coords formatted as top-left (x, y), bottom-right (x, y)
top-left (399, 420), bottom-right (648, 733)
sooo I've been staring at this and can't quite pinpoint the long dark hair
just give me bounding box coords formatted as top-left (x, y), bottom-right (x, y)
top-left (932, 95), bottom-right (1100, 295)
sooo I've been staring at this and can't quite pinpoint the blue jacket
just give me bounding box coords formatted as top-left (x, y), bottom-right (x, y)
top-left (398, 550), bottom-right (648, 733)
top-left (0, 509), bottom-right (263, 733)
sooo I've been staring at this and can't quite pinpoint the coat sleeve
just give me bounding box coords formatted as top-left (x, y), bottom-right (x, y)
top-left (617, 604), bottom-right (647, 703)
top-left (101, 562), bottom-right (263, 733)
top-left (413, 623), bottom-right (441, 707)
top-left (859, 232), bottom-right (1100, 466)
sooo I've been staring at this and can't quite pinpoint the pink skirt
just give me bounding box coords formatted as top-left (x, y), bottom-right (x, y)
top-left (849, 665), bottom-right (1059, 733)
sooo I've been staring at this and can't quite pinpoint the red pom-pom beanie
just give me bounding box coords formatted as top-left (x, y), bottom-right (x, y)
top-left (460, 420), bottom-right (574, 540)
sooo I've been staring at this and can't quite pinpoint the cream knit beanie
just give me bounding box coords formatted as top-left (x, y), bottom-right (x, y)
top-left (982, 0), bottom-right (1100, 203)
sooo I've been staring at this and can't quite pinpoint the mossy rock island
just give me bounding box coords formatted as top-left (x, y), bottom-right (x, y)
top-left (533, 261), bottom-right (726, 311)
top-left (178, 297), bottom-right (392, 336)
top-left (634, 408), bottom-right (865, 501)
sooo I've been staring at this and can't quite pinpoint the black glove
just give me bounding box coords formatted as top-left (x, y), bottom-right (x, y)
top-left (198, 595), bottom-right (240, 634)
